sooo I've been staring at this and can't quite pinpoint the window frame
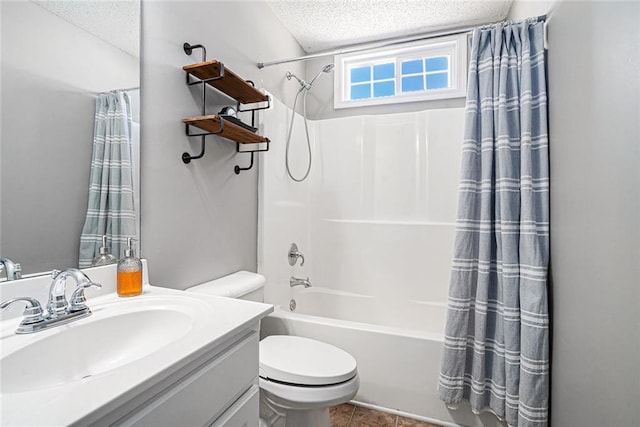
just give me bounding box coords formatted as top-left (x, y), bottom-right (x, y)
top-left (334, 34), bottom-right (468, 109)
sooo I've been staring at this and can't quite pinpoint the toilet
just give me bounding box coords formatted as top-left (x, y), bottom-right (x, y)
top-left (186, 271), bottom-right (359, 427)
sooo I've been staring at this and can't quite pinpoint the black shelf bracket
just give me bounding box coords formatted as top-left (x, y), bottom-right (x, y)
top-left (234, 139), bottom-right (270, 174)
top-left (182, 119), bottom-right (226, 164)
top-left (183, 42), bottom-right (209, 164)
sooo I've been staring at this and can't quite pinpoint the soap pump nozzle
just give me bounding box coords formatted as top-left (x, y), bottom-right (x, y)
top-left (98, 235), bottom-right (110, 255)
top-left (124, 237), bottom-right (136, 258)
top-left (92, 235), bottom-right (117, 266)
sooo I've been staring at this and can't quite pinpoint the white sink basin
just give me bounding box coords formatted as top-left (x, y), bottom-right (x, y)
top-left (0, 284), bottom-right (273, 427)
top-left (1, 298), bottom-right (194, 393)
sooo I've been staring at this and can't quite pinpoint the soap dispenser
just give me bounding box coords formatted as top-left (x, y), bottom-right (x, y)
top-left (92, 235), bottom-right (118, 266)
top-left (117, 238), bottom-right (142, 297)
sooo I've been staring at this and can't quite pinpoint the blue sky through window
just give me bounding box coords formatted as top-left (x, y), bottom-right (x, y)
top-left (426, 73), bottom-right (448, 89)
top-left (351, 83), bottom-right (371, 99)
top-left (350, 62), bottom-right (396, 100)
top-left (374, 81), bottom-right (394, 97)
top-left (402, 60), bottom-right (423, 75)
top-left (426, 57), bottom-right (448, 72)
top-left (351, 67), bottom-right (371, 83)
top-left (373, 63), bottom-right (394, 80)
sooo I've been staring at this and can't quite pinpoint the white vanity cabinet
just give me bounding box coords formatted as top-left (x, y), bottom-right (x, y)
top-left (120, 331), bottom-right (260, 426)
top-left (0, 271), bottom-right (272, 427)
top-left (101, 329), bottom-right (262, 427)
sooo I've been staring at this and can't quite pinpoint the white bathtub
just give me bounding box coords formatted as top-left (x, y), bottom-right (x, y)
top-left (260, 287), bottom-right (504, 427)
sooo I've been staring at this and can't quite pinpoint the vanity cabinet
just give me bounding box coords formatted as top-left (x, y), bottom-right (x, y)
top-left (96, 329), bottom-right (261, 427)
top-left (0, 274), bottom-right (273, 427)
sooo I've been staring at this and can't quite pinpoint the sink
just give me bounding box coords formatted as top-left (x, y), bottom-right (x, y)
top-left (0, 300), bottom-right (193, 393)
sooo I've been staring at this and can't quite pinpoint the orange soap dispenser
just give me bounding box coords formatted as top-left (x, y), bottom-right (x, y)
top-left (117, 238), bottom-right (143, 297)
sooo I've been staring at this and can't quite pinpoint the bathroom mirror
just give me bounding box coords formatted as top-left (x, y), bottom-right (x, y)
top-left (0, 0), bottom-right (141, 277)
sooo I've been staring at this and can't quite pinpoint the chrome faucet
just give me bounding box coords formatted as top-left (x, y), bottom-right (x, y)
top-left (288, 243), bottom-right (305, 266)
top-left (290, 276), bottom-right (311, 288)
top-left (0, 257), bottom-right (22, 281)
top-left (0, 297), bottom-right (45, 332)
top-left (48, 268), bottom-right (99, 317)
top-left (0, 268), bottom-right (101, 334)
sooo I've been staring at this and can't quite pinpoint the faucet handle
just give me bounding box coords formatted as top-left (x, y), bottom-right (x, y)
top-left (69, 282), bottom-right (102, 313)
top-left (14, 263), bottom-right (22, 279)
top-left (0, 257), bottom-right (22, 281)
top-left (288, 243), bottom-right (305, 266)
top-left (0, 297), bottom-right (45, 326)
top-left (48, 269), bottom-right (71, 316)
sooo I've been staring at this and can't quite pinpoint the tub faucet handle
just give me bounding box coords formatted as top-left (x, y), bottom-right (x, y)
top-left (288, 243), bottom-right (305, 266)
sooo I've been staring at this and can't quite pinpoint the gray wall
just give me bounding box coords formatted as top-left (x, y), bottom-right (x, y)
top-left (140, 1), bottom-right (305, 288)
top-left (0, 1), bottom-right (139, 274)
top-left (545, 1), bottom-right (640, 425)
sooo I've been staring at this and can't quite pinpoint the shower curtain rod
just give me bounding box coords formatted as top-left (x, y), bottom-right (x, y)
top-left (257, 14), bottom-right (547, 69)
top-left (93, 86), bottom-right (140, 95)
top-left (117, 86), bottom-right (140, 92)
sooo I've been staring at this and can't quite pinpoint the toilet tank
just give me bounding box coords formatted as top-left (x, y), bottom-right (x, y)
top-left (185, 271), bottom-right (266, 302)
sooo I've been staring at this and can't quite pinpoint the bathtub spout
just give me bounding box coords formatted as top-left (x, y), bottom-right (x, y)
top-left (290, 276), bottom-right (311, 288)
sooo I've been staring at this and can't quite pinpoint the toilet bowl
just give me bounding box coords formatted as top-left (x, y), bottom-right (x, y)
top-left (186, 271), bottom-right (359, 427)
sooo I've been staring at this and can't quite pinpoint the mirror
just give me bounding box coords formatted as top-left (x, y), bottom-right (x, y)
top-left (0, 0), bottom-right (140, 276)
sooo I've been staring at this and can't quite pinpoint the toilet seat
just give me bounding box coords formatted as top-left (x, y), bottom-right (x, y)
top-left (259, 335), bottom-right (357, 386)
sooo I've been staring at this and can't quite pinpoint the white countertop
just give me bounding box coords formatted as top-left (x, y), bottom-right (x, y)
top-left (0, 285), bottom-right (273, 426)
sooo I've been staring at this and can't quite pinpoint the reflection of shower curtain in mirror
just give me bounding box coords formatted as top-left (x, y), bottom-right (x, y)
top-left (79, 91), bottom-right (136, 267)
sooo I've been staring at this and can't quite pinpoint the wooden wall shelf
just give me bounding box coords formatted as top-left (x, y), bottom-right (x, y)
top-left (183, 60), bottom-right (269, 105)
top-left (181, 43), bottom-right (270, 172)
top-left (183, 115), bottom-right (269, 144)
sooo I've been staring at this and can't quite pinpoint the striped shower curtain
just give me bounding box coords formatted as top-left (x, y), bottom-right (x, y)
top-left (438, 20), bottom-right (550, 427)
top-left (79, 91), bottom-right (136, 267)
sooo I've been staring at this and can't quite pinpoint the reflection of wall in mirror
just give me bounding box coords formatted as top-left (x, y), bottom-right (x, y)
top-left (0, 1), bottom-right (139, 275)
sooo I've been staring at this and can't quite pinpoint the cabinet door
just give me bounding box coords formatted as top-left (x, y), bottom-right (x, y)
top-left (210, 384), bottom-right (259, 427)
top-left (119, 332), bottom-right (258, 427)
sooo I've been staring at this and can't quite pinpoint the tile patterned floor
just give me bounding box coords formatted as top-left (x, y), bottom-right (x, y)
top-left (330, 404), bottom-right (442, 427)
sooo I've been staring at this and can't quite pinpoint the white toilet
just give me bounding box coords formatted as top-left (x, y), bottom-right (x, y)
top-left (186, 271), bottom-right (359, 427)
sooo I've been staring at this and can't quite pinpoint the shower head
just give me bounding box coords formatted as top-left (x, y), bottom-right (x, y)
top-left (287, 64), bottom-right (335, 91)
top-left (322, 64), bottom-right (335, 73)
top-left (308, 63), bottom-right (334, 88)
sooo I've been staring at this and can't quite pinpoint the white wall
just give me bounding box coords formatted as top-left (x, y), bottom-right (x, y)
top-left (310, 109), bottom-right (464, 304)
top-left (0, 1), bottom-right (138, 274)
top-left (508, 0), bottom-right (556, 21)
top-left (258, 97), bottom-right (314, 307)
top-left (259, 96), bottom-right (464, 321)
top-left (544, 1), bottom-right (640, 426)
top-left (140, 1), bottom-right (305, 288)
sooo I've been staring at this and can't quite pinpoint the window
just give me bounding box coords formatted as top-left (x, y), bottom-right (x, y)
top-left (334, 34), bottom-right (468, 109)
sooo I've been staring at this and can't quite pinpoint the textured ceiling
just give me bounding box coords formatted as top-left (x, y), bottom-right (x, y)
top-left (266, 0), bottom-right (513, 53)
top-left (31, 0), bottom-right (140, 57)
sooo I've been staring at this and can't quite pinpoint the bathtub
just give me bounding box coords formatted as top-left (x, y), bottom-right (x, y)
top-left (260, 287), bottom-right (504, 427)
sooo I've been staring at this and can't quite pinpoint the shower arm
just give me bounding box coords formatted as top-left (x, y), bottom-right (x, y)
top-left (286, 71), bottom-right (309, 90)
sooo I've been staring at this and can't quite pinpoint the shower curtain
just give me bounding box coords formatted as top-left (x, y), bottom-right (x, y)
top-left (79, 91), bottom-right (136, 267)
top-left (438, 19), bottom-right (549, 427)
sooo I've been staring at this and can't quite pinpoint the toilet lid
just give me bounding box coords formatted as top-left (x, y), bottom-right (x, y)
top-left (259, 336), bottom-right (357, 386)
